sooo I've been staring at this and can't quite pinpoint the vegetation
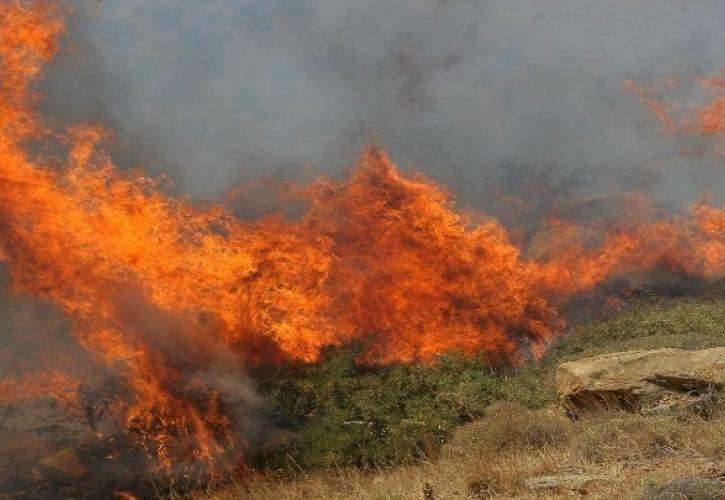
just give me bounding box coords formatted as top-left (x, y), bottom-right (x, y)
top-left (552, 282), bottom-right (725, 361)
top-left (250, 282), bottom-right (725, 473)
top-left (212, 404), bottom-right (725, 499)
top-left (164, 281), bottom-right (725, 498)
top-left (252, 349), bottom-right (553, 470)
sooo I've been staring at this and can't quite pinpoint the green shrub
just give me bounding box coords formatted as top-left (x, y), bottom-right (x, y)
top-left (251, 348), bottom-right (550, 470)
top-left (552, 282), bottom-right (725, 361)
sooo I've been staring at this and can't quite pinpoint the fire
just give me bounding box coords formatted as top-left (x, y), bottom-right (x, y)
top-left (301, 151), bottom-right (561, 364)
top-left (698, 98), bottom-right (725, 135)
top-left (695, 76), bottom-right (725, 135)
top-left (622, 80), bottom-right (676, 134)
top-left (537, 205), bottom-right (724, 295)
top-left (0, 1), bottom-right (723, 467)
top-left (625, 73), bottom-right (725, 138)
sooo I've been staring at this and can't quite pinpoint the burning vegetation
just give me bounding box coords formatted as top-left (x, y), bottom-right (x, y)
top-left (0, 0), bottom-right (723, 492)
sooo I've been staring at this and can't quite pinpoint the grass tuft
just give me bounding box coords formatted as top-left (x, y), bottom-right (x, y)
top-left (442, 401), bottom-right (573, 458)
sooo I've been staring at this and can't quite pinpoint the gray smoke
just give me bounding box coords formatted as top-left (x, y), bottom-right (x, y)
top-left (39, 0), bottom-right (725, 220)
top-left (115, 292), bottom-right (265, 447)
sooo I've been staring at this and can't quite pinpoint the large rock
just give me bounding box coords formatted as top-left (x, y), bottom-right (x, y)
top-left (556, 348), bottom-right (725, 409)
top-left (0, 430), bottom-right (54, 495)
top-left (36, 448), bottom-right (88, 484)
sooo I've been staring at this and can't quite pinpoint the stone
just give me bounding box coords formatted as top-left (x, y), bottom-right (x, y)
top-left (0, 430), bottom-right (54, 494)
top-left (30, 466), bottom-right (45, 482)
top-left (523, 473), bottom-right (604, 491)
top-left (556, 348), bottom-right (725, 409)
top-left (36, 448), bottom-right (88, 483)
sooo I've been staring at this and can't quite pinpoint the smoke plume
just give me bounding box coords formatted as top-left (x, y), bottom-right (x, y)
top-left (38, 0), bottom-right (725, 216)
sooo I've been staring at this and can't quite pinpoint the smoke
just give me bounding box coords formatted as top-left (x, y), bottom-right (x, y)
top-left (116, 292), bottom-right (265, 447)
top-left (0, 268), bottom-right (89, 395)
top-left (38, 0), bottom-right (724, 221)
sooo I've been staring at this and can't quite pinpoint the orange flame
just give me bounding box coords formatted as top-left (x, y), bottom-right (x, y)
top-left (697, 76), bottom-right (725, 135)
top-left (623, 80), bottom-right (676, 134)
top-left (0, 2), bottom-right (722, 467)
top-left (697, 97), bottom-right (725, 135)
top-left (626, 73), bottom-right (725, 138)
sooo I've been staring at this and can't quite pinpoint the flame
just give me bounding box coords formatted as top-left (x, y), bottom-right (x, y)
top-left (696, 76), bottom-right (725, 135)
top-left (0, 1), bottom-right (722, 468)
top-left (697, 97), bottom-right (725, 135)
top-left (626, 73), bottom-right (725, 138)
top-left (537, 204), bottom-right (724, 294)
top-left (623, 80), bottom-right (676, 134)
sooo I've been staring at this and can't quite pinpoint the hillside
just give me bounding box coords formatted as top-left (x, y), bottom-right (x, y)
top-left (197, 282), bottom-right (725, 499)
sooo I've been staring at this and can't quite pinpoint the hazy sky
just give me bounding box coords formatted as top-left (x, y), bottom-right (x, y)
top-left (41, 0), bottom-right (725, 213)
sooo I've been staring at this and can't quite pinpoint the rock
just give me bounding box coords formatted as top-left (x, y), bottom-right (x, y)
top-left (523, 473), bottom-right (604, 491)
top-left (30, 466), bottom-right (45, 482)
top-left (557, 348), bottom-right (725, 410)
top-left (0, 430), bottom-right (54, 494)
top-left (114, 492), bottom-right (140, 500)
top-left (36, 448), bottom-right (88, 483)
top-left (641, 476), bottom-right (725, 500)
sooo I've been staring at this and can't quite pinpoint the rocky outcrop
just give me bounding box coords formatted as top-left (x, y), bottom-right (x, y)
top-left (36, 448), bottom-right (88, 484)
top-left (556, 348), bottom-right (725, 410)
top-left (0, 430), bottom-right (55, 496)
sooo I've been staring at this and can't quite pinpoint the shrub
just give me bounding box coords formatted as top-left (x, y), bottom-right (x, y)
top-left (251, 348), bottom-right (550, 470)
top-left (552, 282), bottom-right (725, 362)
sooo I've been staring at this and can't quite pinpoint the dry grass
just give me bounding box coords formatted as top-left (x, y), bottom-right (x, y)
top-left (196, 403), bottom-right (725, 500)
top-left (441, 401), bottom-right (574, 458)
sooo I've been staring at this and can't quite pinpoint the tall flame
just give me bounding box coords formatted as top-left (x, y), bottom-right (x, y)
top-left (0, 2), bottom-right (722, 466)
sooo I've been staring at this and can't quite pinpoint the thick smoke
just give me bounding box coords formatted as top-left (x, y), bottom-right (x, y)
top-left (39, 0), bottom-right (724, 221)
top-left (0, 269), bottom-right (89, 393)
top-left (115, 292), bottom-right (265, 446)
